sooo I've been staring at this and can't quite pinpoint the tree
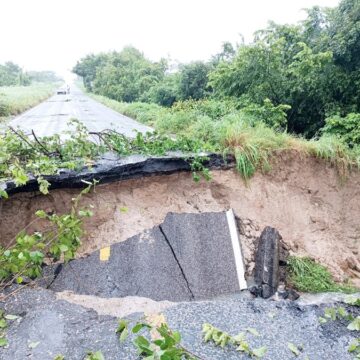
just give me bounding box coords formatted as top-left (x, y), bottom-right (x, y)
top-left (178, 61), bottom-right (212, 100)
top-left (0, 62), bottom-right (23, 86)
top-left (72, 53), bottom-right (108, 91)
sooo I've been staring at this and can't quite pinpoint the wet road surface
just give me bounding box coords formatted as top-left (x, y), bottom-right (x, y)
top-left (8, 85), bottom-right (152, 138)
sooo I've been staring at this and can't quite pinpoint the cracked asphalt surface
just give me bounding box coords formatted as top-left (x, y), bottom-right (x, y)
top-left (8, 85), bottom-right (152, 138)
top-left (1, 212), bottom-right (359, 359)
top-left (46, 212), bottom-right (240, 302)
top-left (1, 288), bottom-right (359, 360)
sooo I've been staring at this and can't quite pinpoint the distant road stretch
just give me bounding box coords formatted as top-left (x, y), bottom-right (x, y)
top-left (8, 85), bottom-right (152, 138)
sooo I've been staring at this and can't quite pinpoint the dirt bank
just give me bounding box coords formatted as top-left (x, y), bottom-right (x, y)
top-left (1, 153), bottom-right (359, 286)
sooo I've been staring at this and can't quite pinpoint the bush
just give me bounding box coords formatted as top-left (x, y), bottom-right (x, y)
top-left (240, 99), bottom-right (290, 130)
top-left (172, 98), bottom-right (237, 120)
top-left (323, 113), bottom-right (360, 147)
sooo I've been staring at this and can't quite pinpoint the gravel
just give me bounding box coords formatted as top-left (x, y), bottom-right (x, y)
top-left (1, 288), bottom-right (359, 360)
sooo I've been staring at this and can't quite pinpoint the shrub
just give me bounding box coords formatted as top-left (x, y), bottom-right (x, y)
top-left (323, 113), bottom-right (360, 147)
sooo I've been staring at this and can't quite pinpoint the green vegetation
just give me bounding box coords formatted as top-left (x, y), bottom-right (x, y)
top-left (202, 323), bottom-right (267, 358)
top-left (0, 62), bottom-right (31, 87)
top-left (318, 297), bottom-right (360, 335)
top-left (71, 0), bottom-right (360, 183)
top-left (116, 319), bottom-right (267, 359)
top-left (0, 83), bottom-right (57, 119)
top-left (84, 351), bottom-right (105, 360)
top-left (348, 338), bottom-right (360, 359)
top-left (0, 61), bottom-right (59, 87)
top-left (89, 93), bottom-right (360, 181)
top-left (117, 319), bottom-right (201, 359)
top-left (0, 182), bottom-right (95, 292)
top-left (287, 256), bottom-right (356, 293)
top-left (74, 0), bottom-right (360, 142)
top-left (0, 119), bottom-right (212, 199)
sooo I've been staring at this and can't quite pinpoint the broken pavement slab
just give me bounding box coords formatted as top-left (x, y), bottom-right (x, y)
top-left (253, 226), bottom-right (281, 299)
top-left (1, 152), bottom-right (235, 196)
top-left (46, 210), bottom-right (247, 302)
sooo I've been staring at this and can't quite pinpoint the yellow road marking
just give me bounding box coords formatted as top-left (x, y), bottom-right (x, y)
top-left (100, 246), bottom-right (111, 261)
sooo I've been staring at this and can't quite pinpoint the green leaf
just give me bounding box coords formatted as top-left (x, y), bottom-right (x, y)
top-left (53, 355), bottom-right (65, 360)
top-left (85, 351), bottom-right (105, 360)
top-left (116, 319), bottom-right (128, 335)
top-left (337, 307), bottom-right (348, 318)
top-left (324, 308), bottom-right (337, 321)
top-left (119, 327), bottom-right (128, 342)
top-left (134, 335), bottom-right (152, 354)
top-left (35, 210), bottom-right (47, 218)
top-left (247, 327), bottom-right (260, 336)
top-left (28, 341), bottom-right (40, 349)
top-left (348, 339), bottom-right (360, 352)
top-left (0, 190), bottom-right (8, 199)
top-left (119, 207), bottom-right (128, 213)
top-left (59, 244), bottom-right (69, 252)
top-left (0, 319), bottom-right (7, 328)
top-left (345, 296), bottom-right (360, 307)
top-left (5, 314), bottom-right (19, 320)
top-left (16, 276), bottom-right (23, 284)
top-left (132, 323), bottom-right (151, 334)
top-left (252, 346), bottom-right (267, 358)
top-left (288, 342), bottom-right (300, 356)
top-left (0, 338), bottom-right (8, 347)
top-left (172, 331), bottom-right (181, 343)
top-left (347, 317), bottom-right (360, 331)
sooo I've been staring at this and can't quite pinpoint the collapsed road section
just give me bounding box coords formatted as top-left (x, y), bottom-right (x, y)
top-left (1, 152), bottom-right (360, 359)
top-left (45, 211), bottom-right (247, 302)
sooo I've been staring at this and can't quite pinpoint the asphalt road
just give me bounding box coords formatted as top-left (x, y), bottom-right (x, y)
top-left (1, 288), bottom-right (358, 360)
top-left (8, 85), bottom-right (152, 138)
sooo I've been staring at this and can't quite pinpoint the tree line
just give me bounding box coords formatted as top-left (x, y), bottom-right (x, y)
top-left (0, 62), bottom-right (60, 87)
top-left (73, 0), bottom-right (360, 140)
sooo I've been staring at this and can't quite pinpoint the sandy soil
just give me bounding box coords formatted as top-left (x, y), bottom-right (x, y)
top-left (1, 152), bottom-right (359, 286)
top-left (57, 291), bottom-right (174, 318)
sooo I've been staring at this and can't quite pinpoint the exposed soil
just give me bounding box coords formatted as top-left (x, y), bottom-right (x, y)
top-left (56, 291), bottom-right (174, 318)
top-left (1, 152), bottom-right (359, 286)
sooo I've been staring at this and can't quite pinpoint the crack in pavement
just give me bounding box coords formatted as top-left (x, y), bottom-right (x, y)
top-left (159, 225), bottom-right (195, 300)
top-left (46, 263), bottom-right (63, 289)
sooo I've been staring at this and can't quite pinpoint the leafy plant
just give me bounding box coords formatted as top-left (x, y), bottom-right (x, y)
top-left (202, 323), bottom-right (267, 358)
top-left (323, 113), bottom-right (360, 147)
top-left (348, 338), bottom-right (360, 359)
top-left (319, 298), bottom-right (360, 333)
top-left (0, 181), bottom-right (96, 291)
top-left (0, 310), bottom-right (8, 348)
top-left (116, 318), bottom-right (201, 359)
top-left (287, 342), bottom-right (301, 356)
top-left (0, 120), bottom-right (213, 199)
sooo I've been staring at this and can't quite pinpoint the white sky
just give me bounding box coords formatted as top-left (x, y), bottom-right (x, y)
top-left (0, 0), bottom-right (339, 79)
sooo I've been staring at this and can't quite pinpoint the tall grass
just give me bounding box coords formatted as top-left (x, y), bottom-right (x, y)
top-left (0, 83), bottom-right (57, 120)
top-left (86, 94), bottom-right (360, 180)
top-left (288, 256), bottom-right (356, 293)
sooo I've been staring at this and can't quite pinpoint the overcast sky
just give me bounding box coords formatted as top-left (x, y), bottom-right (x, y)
top-left (1, 0), bottom-right (340, 79)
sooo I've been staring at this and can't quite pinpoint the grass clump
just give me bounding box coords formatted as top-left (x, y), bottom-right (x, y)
top-left (287, 256), bottom-right (356, 293)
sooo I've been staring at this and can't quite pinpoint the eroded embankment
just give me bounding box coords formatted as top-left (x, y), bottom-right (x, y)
top-left (1, 153), bottom-right (359, 286)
